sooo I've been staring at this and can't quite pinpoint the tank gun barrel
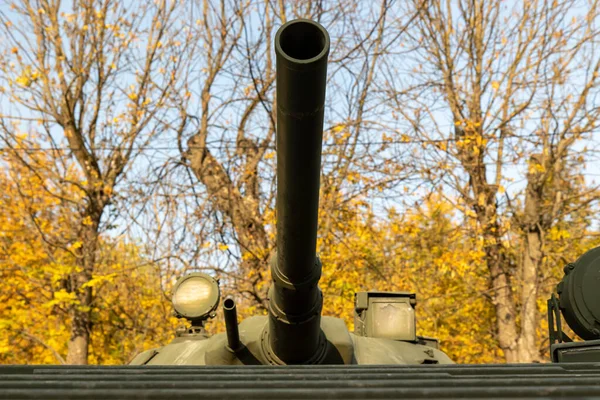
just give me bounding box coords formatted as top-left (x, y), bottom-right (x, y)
top-left (266, 19), bottom-right (330, 364)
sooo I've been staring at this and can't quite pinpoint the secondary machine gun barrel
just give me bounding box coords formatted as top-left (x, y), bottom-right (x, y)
top-left (265, 19), bottom-right (330, 364)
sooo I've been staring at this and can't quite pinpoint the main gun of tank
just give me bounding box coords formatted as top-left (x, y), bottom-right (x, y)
top-left (262, 19), bottom-right (330, 365)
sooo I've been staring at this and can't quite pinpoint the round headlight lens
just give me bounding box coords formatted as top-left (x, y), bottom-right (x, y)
top-left (172, 273), bottom-right (220, 320)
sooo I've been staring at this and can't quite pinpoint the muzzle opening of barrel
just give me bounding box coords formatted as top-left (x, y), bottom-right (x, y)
top-left (278, 21), bottom-right (327, 61)
top-left (223, 298), bottom-right (235, 310)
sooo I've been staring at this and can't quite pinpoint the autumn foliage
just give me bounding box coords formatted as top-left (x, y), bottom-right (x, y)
top-left (0, 150), bottom-right (176, 364)
top-left (1, 0), bottom-right (600, 365)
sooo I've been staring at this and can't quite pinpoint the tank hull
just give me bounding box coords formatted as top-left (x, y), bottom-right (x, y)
top-left (131, 316), bottom-right (452, 366)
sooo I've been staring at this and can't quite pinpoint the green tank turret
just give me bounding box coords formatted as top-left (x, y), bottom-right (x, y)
top-left (129, 18), bottom-right (452, 366)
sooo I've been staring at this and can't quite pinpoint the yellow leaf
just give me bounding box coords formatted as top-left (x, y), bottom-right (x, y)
top-left (16, 66), bottom-right (36, 87)
top-left (15, 76), bottom-right (31, 87)
top-left (491, 81), bottom-right (500, 90)
top-left (477, 193), bottom-right (486, 207)
top-left (332, 124), bottom-right (345, 133)
top-left (81, 273), bottom-right (117, 289)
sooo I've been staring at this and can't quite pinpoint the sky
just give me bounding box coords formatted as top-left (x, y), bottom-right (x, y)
top-left (1, 0), bottom-right (600, 275)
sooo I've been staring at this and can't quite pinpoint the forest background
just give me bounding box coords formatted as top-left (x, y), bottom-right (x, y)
top-left (1, 0), bottom-right (600, 365)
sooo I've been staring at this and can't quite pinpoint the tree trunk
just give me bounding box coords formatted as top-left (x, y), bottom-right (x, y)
top-left (517, 226), bottom-right (541, 362)
top-left (462, 127), bottom-right (521, 363)
top-left (66, 212), bottom-right (100, 365)
top-left (66, 308), bottom-right (90, 364)
top-left (66, 271), bottom-right (92, 364)
top-left (483, 226), bottom-right (519, 363)
top-left (517, 154), bottom-right (545, 363)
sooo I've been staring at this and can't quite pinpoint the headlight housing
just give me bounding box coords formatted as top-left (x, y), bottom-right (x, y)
top-left (558, 247), bottom-right (600, 340)
top-left (172, 273), bottom-right (220, 322)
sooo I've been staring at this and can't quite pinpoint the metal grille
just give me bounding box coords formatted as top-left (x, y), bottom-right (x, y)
top-left (1, 363), bottom-right (600, 399)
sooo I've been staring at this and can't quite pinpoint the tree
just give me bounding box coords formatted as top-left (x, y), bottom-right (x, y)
top-left (0, 0), bottom-right (187, 364)
top-left (0, 151), bottom-right (174, 364)
top-left (315, 193), bottom-right (501, 363)
top-left (3, 0), bottom-right (600, 366)
top-left (392, 0), bottom-right (600, 362)
top-left (177, 0), bottom-right (414, 310)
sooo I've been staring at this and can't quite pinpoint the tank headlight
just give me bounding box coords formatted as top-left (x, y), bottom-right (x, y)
top-left (172, 273), bottom-right (220, 321)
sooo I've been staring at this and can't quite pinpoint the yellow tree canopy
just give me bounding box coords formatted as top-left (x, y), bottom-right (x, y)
top-left (0, 151), bottom-right (175, 364)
